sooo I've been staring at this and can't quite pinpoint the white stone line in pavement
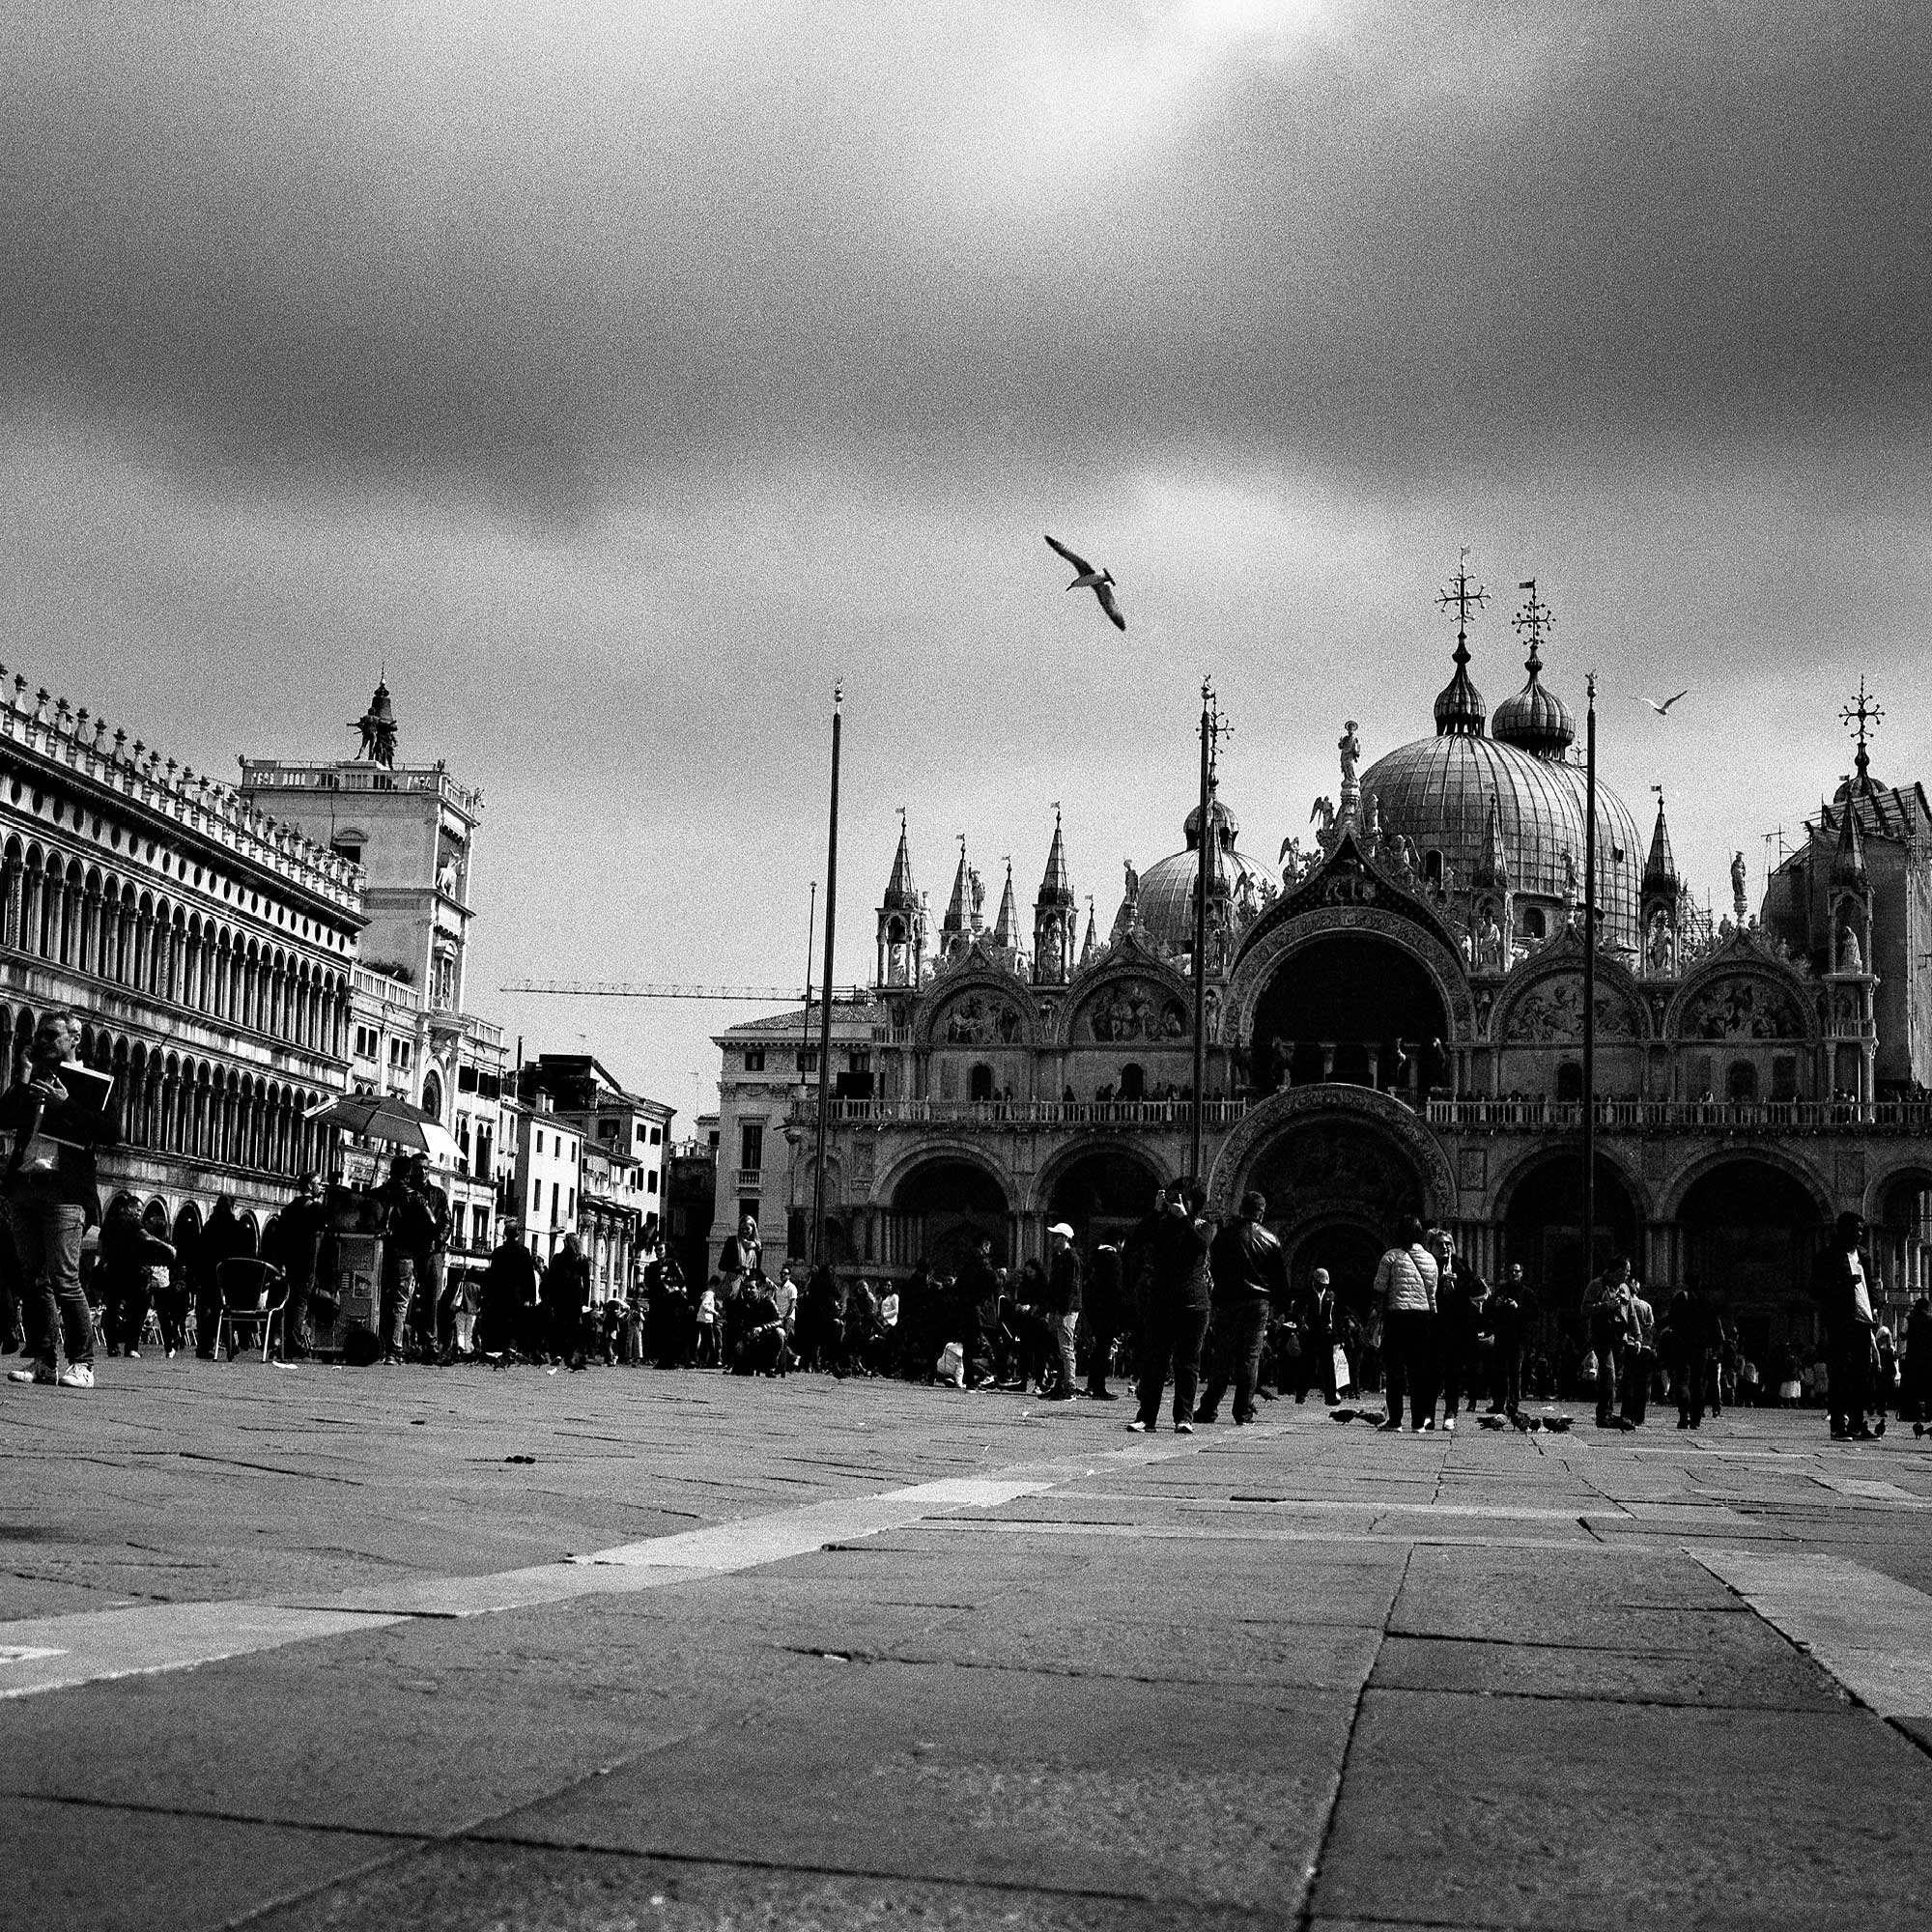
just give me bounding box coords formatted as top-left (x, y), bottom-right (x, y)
top-left (1692, 1548), bottom-right (1932, 1720)
top-left (0, 1603), bottom-right (402, 1700)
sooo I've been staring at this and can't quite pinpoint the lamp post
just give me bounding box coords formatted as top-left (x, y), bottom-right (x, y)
top-left (810, 687), bottom-right (842, 1270)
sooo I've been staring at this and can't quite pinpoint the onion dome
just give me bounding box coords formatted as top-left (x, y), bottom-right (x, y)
top-left (1432, 632), bottom-right (1487, 737)
top-left (1492, 637), bottom-right (1576, 758)
top-left (1127, 787), bottom-right (1274, 950)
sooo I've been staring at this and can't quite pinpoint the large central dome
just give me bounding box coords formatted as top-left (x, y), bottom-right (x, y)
top-left (1361, 631), bottom-right (1641, 952)
top-left (1134, 792), bottom-right (1274, 949)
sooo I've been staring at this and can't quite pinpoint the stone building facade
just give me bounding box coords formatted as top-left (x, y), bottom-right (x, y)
top-left (770, 596), bottom-right (1932, 1364)
top-left (0, 668), bottom-right (362, 1246)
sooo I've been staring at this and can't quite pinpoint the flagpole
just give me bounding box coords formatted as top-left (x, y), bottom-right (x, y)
top-left (1582, 670), bottom-right (1598, 1283)
top-left (1190, 679), bottom-right (1212, 1185)
top-left (810, 686), bottom-right (842, 1271)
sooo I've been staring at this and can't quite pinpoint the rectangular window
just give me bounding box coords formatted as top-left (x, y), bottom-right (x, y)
top-left (744, 1049), bottom-right (765, 1071)
top-left (649, 1125), bottom-right (662, 1146)
top-left (740, 1122), bottom-right (764, 1171)
top-left (1772, 1055), bottom-right (1799, 1101)
top-left (738, 1197), bottom-right (759, 1227)
top-left (567, 1187), bottom-right (576, 1217)
top-left (536, 1128), bottom-right (545, 1155)
top-left (647, 1170), bottom-right (659, 1194)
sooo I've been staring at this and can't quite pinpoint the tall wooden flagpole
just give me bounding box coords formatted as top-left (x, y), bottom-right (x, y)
top-left (810, 685), bottom-right (842, 1269)
top-left (1190, 679), bottom-right (1213, 1186)
top-left (1581, 669), bottom-right (1598, 1281)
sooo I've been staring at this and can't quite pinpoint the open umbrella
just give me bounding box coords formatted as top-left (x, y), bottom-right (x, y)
top-left (304, 1091), bottom-right (463, 1168)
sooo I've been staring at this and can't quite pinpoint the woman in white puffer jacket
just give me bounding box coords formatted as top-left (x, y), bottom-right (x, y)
top-left (1375, 1215), bottom-right (1439, 1433)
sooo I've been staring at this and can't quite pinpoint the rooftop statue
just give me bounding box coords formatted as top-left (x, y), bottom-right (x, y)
top-left (352, 679), bottom-right (398, 769)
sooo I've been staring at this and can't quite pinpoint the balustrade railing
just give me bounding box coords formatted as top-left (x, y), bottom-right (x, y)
top-left (1425, 1096), bottom-right (1932, 1133)
top-left (786, 1095), bottom-right (1254, 1129)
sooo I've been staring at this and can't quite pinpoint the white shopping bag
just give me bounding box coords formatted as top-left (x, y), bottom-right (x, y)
top-left (937, 1341), bottom-right (966, 1386)
top-left (1331, 1344), bottom-right (1350, 1392)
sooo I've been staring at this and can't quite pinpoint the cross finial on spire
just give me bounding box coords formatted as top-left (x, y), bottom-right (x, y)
top-left (1436, 547), bottom-right (1489, 640)
top-left (897, 804), bottom-right (907, 833)
top-left (1840, 676), bottom-right (1883, 794)
top-left (1512, 578), bottom-right (1552, 669)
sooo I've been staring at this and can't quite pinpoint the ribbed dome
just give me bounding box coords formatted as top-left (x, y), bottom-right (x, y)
top-left (1492, 642), bottom-right (1576, 757)
top-left (1131, 792), bottom-right (1272, 950)
top-left (1361, 733), bottom-right (1641, 951)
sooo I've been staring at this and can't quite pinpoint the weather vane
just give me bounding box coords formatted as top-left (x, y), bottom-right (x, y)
top-left (1512, 578), bottom-right (1552, 660)
top-left (1840, 676), bottom-right (1883, 793)
top-left (1437, 547), bottom-right (1489, 638)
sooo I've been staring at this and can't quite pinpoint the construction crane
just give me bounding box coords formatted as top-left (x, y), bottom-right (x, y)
top-left (498, 980), bottom-right (871, 1002)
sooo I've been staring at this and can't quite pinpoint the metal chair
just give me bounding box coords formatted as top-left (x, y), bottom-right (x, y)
top-left (213, 1259), bottom-right (290, 1362)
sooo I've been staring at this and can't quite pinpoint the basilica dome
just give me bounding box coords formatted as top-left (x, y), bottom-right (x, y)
top-left (1361, 637), bottom-right (1641, 952)
top-left (1132, 794), bottom-right (1275, 950)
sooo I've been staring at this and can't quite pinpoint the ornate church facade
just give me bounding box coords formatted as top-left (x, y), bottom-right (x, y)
top-left (785, 582), bottom-right (1932, 1362)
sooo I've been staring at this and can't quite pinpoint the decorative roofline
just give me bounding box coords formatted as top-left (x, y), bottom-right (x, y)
top-left (238, 756), bottom-right (484, 821)
top-left (0, 666), bottom-right (364, 916)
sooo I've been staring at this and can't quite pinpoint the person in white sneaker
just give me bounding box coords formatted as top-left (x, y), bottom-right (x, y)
top-left (1, 1012), bottom-right (117, 1390)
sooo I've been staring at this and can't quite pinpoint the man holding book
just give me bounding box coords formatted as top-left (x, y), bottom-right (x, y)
top-left (1, 1012), bottom-right (118, 1389)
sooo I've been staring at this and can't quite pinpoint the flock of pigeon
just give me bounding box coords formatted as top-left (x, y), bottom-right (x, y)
top-left (1327, 1406), bottom-right (1577, 1434)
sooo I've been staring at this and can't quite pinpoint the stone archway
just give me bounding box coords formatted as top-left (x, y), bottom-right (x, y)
top-left (1495, 1151), bottom-right (1644, 1337)
top-left (1040, 1145), bottom-right (1166, 1258)
top-left (886, 1154), bottom-right (1012, 1273)
top-left (1675, 1155), bottom-right (1827, 1364)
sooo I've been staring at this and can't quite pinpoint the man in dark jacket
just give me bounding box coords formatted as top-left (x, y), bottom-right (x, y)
top-left (194, 1195), bottom-right (254, 1362)
top-left (1084, 1241), bottom-right (1124, 1400)
top-left (1487, 1263), bottom-right (1531, 1418)
top-left (545, 1235), bottom-right (592, 1369)
top-left (480, 1231), bottom-right (540, 1359)
top-left (1118, 1183), bottom-right (1168, 1396)
top-left (1, 1013), bottom-right (119, 1388)
top-left (1811, 1210), bottom-right (1882, 1440)
top-left (1042, 1222), bottom-right (1082, 1402)
top-left (1430, 1228), bottom-right (1489, 1433)
top-left (1196, 1191), bottom-right (1287, 1426)
top-left (1130, 1180), bottom-right (1215, 1434)
top-left (270, 1173), bottom-right (329, 1358)
top-left (1662, 1284), bottom-right (1720, 1430)
top-left (956, 1235), bottom-right (1002, 1388)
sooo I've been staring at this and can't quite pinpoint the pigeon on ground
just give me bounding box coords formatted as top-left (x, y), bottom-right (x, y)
top-left (1479, 1413), bottom-right (1507, 1431)
top-left (1640, 691), bottom-right (1690, 716)
top-left (1044, 534), bottom-right (1126, 632)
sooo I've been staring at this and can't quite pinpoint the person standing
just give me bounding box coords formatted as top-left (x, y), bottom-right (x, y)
top-left (1040, 1222), bottom-right (1082, 1402)
top-left (1129, 1180), bottom-right (1215, 1435)
top-left (1663, 1283), bottom-right (1718, 1430)
top-left (1621, 1274), bottom-right (1657, 1427)
top-left (480, 1230), bottom-right (539, 1359)
top-left (270, 1173), bottom-right (328, 1359)
top-left (719, 1215), bottom-right (762, 1298)
top-left (98, 1195), bottom-right (170, 1359)
top-left (1, 1013), bottom-right (118, 1389)
top-left (1303, 1267), bottom-right (1339, 1405)
top-left (377, 1158), bottom-right (437, 1365)
top-left (955, 1235), bottom-right (1002, 1389)
top-left (195, 1195), bottom-right (253, 1361)
top-left (1905, 1294), bottom-right (1932, 1433)
top-left (1197, 1191), bottom-right (1288, 1426)
top-left (546, 1233), bottom-right (592, 1370)
top-left (1083, 1240), bottom-right (1123, 1400)
top-left (1118, 1183), bottom-right (1168, 1404)
top-left (1488, 1263), bottom-right (1530, 1418)
top-left (1429, 1227), bottom-right (1487, 1433)
top-left (1810, 1210), bottom-right (1882, 1440)
top-left (1374, 1216), bottom-right (1439, 1432)
top-left (1581, 1255), bottom-right (1635, 1431)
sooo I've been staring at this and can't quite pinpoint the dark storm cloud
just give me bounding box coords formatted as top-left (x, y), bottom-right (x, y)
top-left (2, 2), bottom-right (1926, 515)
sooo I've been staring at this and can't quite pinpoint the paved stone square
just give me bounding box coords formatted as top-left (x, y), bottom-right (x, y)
top-left (3, 1362), bottom-right (1930, 1929)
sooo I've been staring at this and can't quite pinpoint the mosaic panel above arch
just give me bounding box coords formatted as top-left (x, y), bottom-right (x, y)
top-left (1670, 969), bottom-right (1813, 1042)
top-left (916, 978), bottom-right (1037, 1050)
top-left (1206, 1085), bottom-right (1460, 1219)
top-left (1070, 977), bottom-right (1189, 1046)
top-left (1493, 968), bottom-right (1645, 1045)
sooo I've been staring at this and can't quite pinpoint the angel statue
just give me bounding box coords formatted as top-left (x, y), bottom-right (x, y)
top-left (1309, 796), bottom-right (1336, 838)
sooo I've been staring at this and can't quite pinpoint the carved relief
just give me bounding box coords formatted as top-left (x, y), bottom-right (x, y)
top-left (1247, 1122), bottom-right (1423, 1232)
top-left (1684, 977), bottom-right (1804, 1041)
top-left (941, 994), bottom-right (1023, 1045)
top-left (1500, 975), bottom-right (1636, 1043)
top-left (1082, 980), bottom-right (1186, 1043)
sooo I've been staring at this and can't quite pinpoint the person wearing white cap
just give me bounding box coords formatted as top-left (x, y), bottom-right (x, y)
top-left (1043, 1222), bottom-right (1082, 1402)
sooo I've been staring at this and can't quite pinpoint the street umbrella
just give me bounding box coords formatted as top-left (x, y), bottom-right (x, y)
top-left (304, 1091), bottom-right (463, 1168)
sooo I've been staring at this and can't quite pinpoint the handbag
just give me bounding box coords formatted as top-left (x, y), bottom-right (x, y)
top-left (1331, 1344), bottom-right (1350, 1390)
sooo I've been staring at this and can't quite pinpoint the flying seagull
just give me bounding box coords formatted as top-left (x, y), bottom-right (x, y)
top-left (1639, 690), bottom-right (1690, 716)
top-left (1044, 534), bottom-right (1126, 632)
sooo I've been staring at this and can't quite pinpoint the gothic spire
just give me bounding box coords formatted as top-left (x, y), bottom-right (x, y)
top-left (1473, 789), bottom-right (1509, 891)
top-left (992, 860), bottom-right (1021, 951)
top-left (1079, 898), bottom-right (1098, 967)
top-left (1037, 807), bottom-right (1073, 908)
top-left (883, 810), bottom-right (917, 911)
top-left (1644, 793), bottom-right (1679, 894)
top-left (941, 837), bottom-right (970, 940)
top-left (1832, 791), bottom-right (1868, 891)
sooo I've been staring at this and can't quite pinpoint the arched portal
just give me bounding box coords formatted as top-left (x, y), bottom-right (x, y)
top-left (1044, 1147), bottom-right (1163, 1257)
top-left (890, 1157), bottom-right (1010, 1273)
top-left (1499, 1152), bottom-right (1640, 1317)
top-left (1248, 932), bottom-right (1450, 1099)
top-left (1871, 1169), bottom-right (1932, 1320)
top-left (1239, 1118), bottom-right (1426, 1322)
top-left (1678, 1158), bottom-right (1825, 1359)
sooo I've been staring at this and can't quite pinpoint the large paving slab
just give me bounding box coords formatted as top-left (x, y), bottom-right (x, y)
top-left (2, 1360), bottom-right (1931, 1929)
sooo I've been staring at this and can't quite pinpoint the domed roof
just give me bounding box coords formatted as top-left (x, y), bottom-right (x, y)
top-left (1492, 639), bottom-right (1576, 757)
top-left (1131, 790), bottom-right (1273, 950)
top-left (1362, 732), bottom-right (1642, 951)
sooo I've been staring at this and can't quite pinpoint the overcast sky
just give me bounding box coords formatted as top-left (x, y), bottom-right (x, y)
top-left (4, 1), bottom-right (1927, 1121)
